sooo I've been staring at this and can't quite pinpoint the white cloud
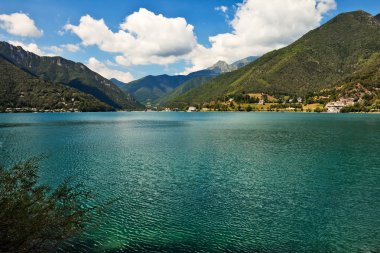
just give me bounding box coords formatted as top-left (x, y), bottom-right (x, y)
top-left (0, 13), bottom-right (43, 37)
top-left (105, 59), bottom-right (118, 67)
top-left (65, 8), bottom-right (197, 66)
top-left (87, 57), bottom-right (134, 83)
top-left (43, 43), bottom-right (80, 56)
top-left (183, 0), bottom-right (337, 73)
top-left (8, 40), bottom-right (80, 57)
top-left (44, 45), bottom-right (63, 54)
top-left (64, 1), bottom-right (336, 74)
top-left (215, 6), bottom-right (228, 13)
top-left (61, 43), bottom-right (80, 52)
top-left (8, 40), bottom-right (44, 55)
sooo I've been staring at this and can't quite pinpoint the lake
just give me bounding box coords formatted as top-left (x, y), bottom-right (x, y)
top-left (0, 112), bottom-right (379, 253)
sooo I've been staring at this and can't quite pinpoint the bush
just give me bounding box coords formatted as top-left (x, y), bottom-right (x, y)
top-left (0, 158), bottom-right (96, 253)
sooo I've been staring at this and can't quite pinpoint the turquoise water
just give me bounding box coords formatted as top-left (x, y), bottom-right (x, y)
top-left (0, 112), bottom-right (379, 253)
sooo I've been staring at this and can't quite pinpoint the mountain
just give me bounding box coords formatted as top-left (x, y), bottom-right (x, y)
top-left (204, 57), bottom-right (259, 73)
top-left (231, 56), bottom-right (259, 69)
top-left (0, 56), bottom-right (112, 112)
top-left (118, 56), bottom-right (257, 104)
top-left (157, 76), bottom-right (212, 105)
top-left (170, 11), bottom-right (380, 104)
top-left (375, 13), bottom-right (380, 22)
top-left (110, 78), bottom-right (128, 89)
top-left (0, 41), bottom-right (143, 110)
top-left (120, 74), bottom-right (192, 104)
top-left (207, 61), bottom-right (235, 73)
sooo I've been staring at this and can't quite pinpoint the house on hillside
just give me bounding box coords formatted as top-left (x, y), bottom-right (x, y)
top-left (325, 101), bottom-right (345, 113)
top-left (187, 106), bottom-right (197, 112)
top-left (325, 98), bottom-right (355, 113)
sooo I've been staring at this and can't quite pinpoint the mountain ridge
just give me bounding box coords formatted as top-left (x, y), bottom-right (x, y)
top-left (169, 10), bottom-right (380, 104)
top-left (0, 41), bottom-right (143, 110)
top-left (117, 56), bottom-right (257, 104)
top-left (0, 55), bottom-right (112, 112)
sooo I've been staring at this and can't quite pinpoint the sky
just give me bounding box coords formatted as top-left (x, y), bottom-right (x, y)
top-left (0, 0), bottom-right (379, 82)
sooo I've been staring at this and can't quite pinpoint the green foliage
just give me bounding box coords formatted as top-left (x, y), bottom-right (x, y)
top-left (121, 75), bottom-right (194, 104)
top-left (121, 58), bottom-right (258, 104)
top-left (158, 76), bottom-right (213, 105)
top-left (0, 42), bottom-right (143, 110)
top-left (171, 11), bottom-right (380, 105)
top-left (0, 158), bottom-right (94, 253)
top-left (232, 94), bottom-right (259, 103)
top-left (0, 57), bottom-right (113, 112)
top-left (314, 107), bottom-right (325, 113)
top-left (341, 103), bottom-right (370, 113)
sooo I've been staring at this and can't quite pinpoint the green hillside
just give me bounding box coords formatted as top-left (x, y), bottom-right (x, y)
top-left (173, 11), bottom-right (380, 104)
top-left (0, 57), bottom-right (112, 112)
top-left (317, 52), bottom-right (380, 111)
top-left (0, 41), bottom-right (143, 110)
top-left (119, 57), bottom-right (257, 104)
top-left (121, 74), bottom-right (192, 104)
top-left (158, 76), bottom-right (213, 105)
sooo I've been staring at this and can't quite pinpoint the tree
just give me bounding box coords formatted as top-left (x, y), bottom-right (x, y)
top-left (0, 158), bottom-right (97, 253)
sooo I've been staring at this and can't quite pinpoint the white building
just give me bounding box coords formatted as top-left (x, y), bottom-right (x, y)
top-left (325, 98), bottom-right (355, 113)
top-left (325, 101), bottom-right (345, 113)
top-left (187, 106), bottom-right (197, 112)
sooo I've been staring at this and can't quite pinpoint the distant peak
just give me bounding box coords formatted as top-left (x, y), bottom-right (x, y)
top-left (337, 10), bottom-right (372, 17)
top-left (337, 10), bottom-right (372, 19)
top-left (209, 60), bottom-right (229, 68)
top-left (214, 60), bottom-right (229, 66)
top-left (331, 10), bottom-right (379, 26)
top-left (208, 60), bottom-right (232, 73)
top-left (231, 56), bottom-right (258, 68)
top-left (350, 10), bottom-right (371, 15)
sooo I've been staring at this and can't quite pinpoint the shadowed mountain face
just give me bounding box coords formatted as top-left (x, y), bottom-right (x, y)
top-left (117, 56), bottom-right (257, 104)
top-left (0, 41), bottom-right (143, 110)
top-left (120, 74), bottom-right (192, 104)
top-left (157, 76), bottom-right (213, 105)
top-left (171, 11), bottom-right (380, 104)
top-left (0, 56), bottom-right (112, 111)
top-left (375, 13), bottom-right (380, 22)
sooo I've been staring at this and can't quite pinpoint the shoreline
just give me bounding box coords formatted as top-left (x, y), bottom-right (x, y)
top-left (1, 110), bottom-right (379, 114)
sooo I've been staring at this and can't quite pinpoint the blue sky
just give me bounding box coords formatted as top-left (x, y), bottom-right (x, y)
top-left (0, 0), bottom-right (379, 82)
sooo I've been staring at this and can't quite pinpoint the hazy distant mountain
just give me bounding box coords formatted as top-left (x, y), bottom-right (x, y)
top-left (171, 11), bottom-right (380, 104)
top-left (0, 41), bottom-right (143, 110)
top-left (231, 56), bottom-right (259, 69)
top-left (110, 78), bottom-right (128, 89)
top-left (117, 56), bottom-right (257, 104)
top-left (207, 61), bottom-right (234, 73)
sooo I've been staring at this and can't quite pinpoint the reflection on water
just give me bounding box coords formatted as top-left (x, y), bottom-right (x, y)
top-left (0, 112), bottom-right (379, 253)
